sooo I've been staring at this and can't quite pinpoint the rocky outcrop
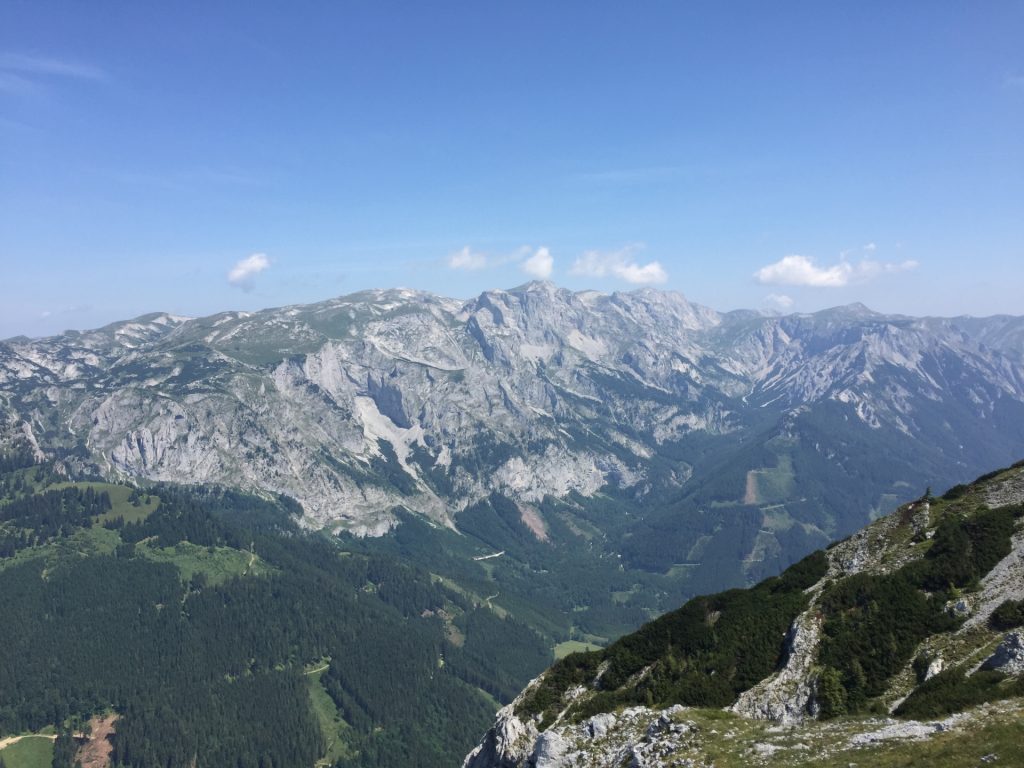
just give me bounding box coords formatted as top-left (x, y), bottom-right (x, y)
top-left (982, 632), bottom-right (1024, 676)
top-left (463, 691), bottom-right (541, 768)
top-left (468, 705), bottom-right (696, 768)
top-left (965, 529), bottom-right (1024, 631)
top-left (731, 610), bottom-right (823, 723)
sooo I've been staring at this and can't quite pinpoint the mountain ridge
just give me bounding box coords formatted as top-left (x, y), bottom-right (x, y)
top-left (464, 462), bottom-right (1024, 768)
top-left (2, 284), bottom-right (1023, 582)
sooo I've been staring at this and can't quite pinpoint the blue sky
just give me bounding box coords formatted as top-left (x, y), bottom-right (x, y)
top-left (1, 2), bottom-right (1022, 338)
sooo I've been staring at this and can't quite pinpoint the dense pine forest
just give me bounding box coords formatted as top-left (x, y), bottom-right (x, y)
top-left (0, 454), bottom-right (551, 768)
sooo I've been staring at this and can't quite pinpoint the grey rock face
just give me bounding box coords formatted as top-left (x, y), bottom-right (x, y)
top-left (925, 657), bottom-right (945, 681)
top-left (3, 284), bottom-right (1024, 534)
top-left (463, 688), bottom-right (542, 768)
top-left (529, 731), bottom-right (569, 768)
top-left (982, 632), bottom-right (1024, 676)
top-left (585, 713), bottom-right (617, 740)
top-left (467, 705), bottom-right (699, 768)
top-left (731, 610), bottom-right (823, 723)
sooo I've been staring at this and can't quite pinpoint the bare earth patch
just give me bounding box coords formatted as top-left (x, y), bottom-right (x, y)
top-left (518, 504), bottom-right (549, 541)
top-left (75, 714), bottom-right (118, 768)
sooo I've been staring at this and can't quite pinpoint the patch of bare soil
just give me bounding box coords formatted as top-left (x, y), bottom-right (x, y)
top-left (75, 714), bottom-right (117, 768)
top-left (518, 503), bottom-right (549, 541)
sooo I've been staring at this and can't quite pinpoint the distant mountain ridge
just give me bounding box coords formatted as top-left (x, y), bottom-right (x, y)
top-left (1, 282), bottom-right (1023, 562)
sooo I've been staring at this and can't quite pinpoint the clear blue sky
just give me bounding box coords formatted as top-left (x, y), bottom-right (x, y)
top-left (1, 2), bottom-right (1022, 338)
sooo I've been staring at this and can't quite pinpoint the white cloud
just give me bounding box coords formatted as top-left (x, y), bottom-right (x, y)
top-left (522, 247), bottom-right (553, 279)
top-left (615, 261), bottom-right (668, 284)
top-left (570, 246), bottom-right (668, 285)
top-left (754, 255), bottom-right (851, 287)
top-left (754, 254), bottom-right (917, 288)
top-left (764, 293), bottom-right (794, 310)
top-left (227, 253), bottom-right (271, 290)
top-left (447, 246), bottom-right (487, 271)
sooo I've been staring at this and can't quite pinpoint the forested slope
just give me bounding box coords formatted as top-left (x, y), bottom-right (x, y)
top-left (0, 452), bottom-right (551, 768)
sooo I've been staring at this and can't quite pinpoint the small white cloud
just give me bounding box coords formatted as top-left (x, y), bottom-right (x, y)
top-left (863, 242), bottom-right (877, 252)
top-left (754, 254), bottom-right (917, 288)
top-left (755, 255), bottom-right (851, 287)
top-left (447, 246), bottom-right (487, 271)
top-left (615, 261), bottom-right (668, 284)
top-left (764, 293), bottom-right (794, 310)
top-left (522, 247), bottom-right (553, 279)
top-left (227, 253), bottom-right (270, 291)
top-left (570, 245), bottom-right (668, 285)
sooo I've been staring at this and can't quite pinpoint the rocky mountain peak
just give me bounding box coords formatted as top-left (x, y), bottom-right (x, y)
top-left (1, 284), bottom-right (1023, 542)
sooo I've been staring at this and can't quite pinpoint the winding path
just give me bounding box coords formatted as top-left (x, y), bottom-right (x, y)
top-left (0, 733), bottom-right (57, 750)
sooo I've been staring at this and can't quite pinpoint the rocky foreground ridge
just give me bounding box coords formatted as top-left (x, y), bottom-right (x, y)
top-left (464, 463), bottom-right (1024, 767)
top-left (2, 283), bottom-right (1023, 538)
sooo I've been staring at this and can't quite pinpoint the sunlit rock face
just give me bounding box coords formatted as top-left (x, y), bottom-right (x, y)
top-left (2, 283), bottom-right (1024, 535)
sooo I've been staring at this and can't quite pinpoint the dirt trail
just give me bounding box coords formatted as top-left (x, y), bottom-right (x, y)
top-left (472, 550), bottom-right (505, 562)
top-left (0, 733), bottom-right (57, 750)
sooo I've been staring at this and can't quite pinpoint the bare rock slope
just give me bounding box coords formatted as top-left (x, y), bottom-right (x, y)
top-left (2, 284), bottom-right (1024, 538)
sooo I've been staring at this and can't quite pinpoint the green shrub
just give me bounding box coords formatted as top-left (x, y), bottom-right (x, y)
top-left (941, 483), bottom-right (969, 501)
top-left (817, 666), bottom-right (847, 719)
top-left (819, 570), bottom-right (958, 708)
top-left (519, 651), bottom-right (602, 720)
top-left (519, 549), bottom-right (829, 720)
top-left (895, 668), bottom-right (1024, 719)
top-left (819, 505), bottom-right (1017, 714)
top-left (904, 506), bottom-right (1016, 592)
top-left (989, 599), bottom-right (1024, 631)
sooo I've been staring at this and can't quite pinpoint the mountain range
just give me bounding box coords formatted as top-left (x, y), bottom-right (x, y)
top-left (3, 282), bottom-right (1024, 767)
top-left (3, 282), bottom-right (1023, 585)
